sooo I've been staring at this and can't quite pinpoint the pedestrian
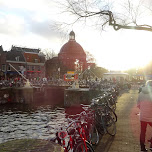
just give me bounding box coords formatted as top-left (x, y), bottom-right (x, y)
top-left (137, 80), bottom-right (152, 152)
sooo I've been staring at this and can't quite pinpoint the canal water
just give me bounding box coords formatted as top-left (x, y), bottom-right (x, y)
top-left (0, 103), bottom-right (69, 144)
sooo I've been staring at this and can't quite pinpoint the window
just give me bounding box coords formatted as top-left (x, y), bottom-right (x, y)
top-left (32, 66), bottom-right (35, 71)
top-left (35, 59), bottom-right (38, 63)
top-left (38, 66), bottom-right (40, 71)
top-left (7, 65), bottom-right (11, 71)
top-left (2, 64), bottom-right (6, 71)
top-left (15, 56), bottom-right (20, 61)
top-left (27, 66), bottom-right (30, 70)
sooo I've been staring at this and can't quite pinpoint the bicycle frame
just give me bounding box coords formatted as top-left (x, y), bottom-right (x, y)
top-left (56, 113), bottom-right (91, 152)
top-left (77, 124), bottom-right (88, 152)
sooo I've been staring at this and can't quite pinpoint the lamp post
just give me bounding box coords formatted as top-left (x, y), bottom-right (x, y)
top-left (58, 67), bottom-right (60, 79)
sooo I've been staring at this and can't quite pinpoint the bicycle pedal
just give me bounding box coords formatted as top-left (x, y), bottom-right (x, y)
top-left (92, 142), bottom-right (96, 145)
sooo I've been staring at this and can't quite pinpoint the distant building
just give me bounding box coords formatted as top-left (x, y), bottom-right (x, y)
top-left (45, 57), bottom-right (59, 79)
top-left (103, 71), bottom-right (129, 81)
top-left (0, 45), bottom-right (7, 79)
top-left (46, 31), bottom-right (87, 79)
top-left (0, 45), bottom-right (45, 79)
top-left (21, 47), bottom-right (45, 79)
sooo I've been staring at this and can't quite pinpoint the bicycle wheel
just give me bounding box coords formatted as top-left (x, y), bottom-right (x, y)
top-left (105, 115), bottom-right (116, 136)
top-left (109, 107), bottom-right (117, 122)
top-left (89, 125), bottom-right (99, 145)
top-left (94, 111), bottom-right (104, 134)
top-left (74, 141), bottom-right (94, 152)
top-left (112, 98), bottom-right (116, 111)
top-left (108, 98), bottom-right (116, 111)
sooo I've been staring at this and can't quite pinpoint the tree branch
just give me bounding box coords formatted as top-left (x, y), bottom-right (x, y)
top-left (59, 0), bottom-right (152, 32)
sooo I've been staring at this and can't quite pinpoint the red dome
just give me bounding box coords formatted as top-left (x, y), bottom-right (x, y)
top-left (58, 31), bottom-right (87, 72)
top-left (59, 40), bottom-right (85, 55)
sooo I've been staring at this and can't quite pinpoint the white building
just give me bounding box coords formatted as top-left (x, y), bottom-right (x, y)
top-left (103, 71), bottom-right (129, 81)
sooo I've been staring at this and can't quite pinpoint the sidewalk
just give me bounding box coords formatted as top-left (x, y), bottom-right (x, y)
top-left (0, 139), bottom-right (64, 152)
top-left (95, 89), bottom-right (152, 152)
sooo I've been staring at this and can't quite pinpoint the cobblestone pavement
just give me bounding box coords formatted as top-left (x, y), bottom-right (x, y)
top-left (95, 89), bottom-right (152, 152)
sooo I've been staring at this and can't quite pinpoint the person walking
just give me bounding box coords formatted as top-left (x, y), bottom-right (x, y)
top-left (137, 80), bottom-right (152, 152)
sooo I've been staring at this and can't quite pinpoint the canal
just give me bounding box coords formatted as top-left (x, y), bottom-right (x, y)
top-left (0, 103), bottom-right (69, 144)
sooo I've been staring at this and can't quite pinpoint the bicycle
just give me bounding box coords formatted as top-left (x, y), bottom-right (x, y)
top-left (97, 96), bottom-right (117, 122)
top-left (91, 96), bottom-right (117, 122)
top-left (103, 91), bottom-right (117, 111)
top-left (92, 101), bottom-right (116, 136)
top-left (52, 111), bottom-right (94, 152)
top-left (80, 104), bottom-right (100, 146)
top-left (80, 101), bottom-right (116, 145)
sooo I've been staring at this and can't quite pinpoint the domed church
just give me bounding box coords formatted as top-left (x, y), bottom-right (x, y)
top-left (58, 31), bottom-right (87, 76)
top-left (46, 31), bottom-right (87, 79)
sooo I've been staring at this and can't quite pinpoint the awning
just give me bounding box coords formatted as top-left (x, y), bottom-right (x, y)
top-left (6, 71), bottom-right (18, 74)
top-left (27, 71), bottom-right (41, 73)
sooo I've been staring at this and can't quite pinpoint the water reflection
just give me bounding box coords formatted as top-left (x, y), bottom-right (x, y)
top-left (0, 103), bottom-right (68, 144)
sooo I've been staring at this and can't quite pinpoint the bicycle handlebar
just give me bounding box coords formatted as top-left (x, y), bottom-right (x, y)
top-left (66, 111), bottom-right (88, 129)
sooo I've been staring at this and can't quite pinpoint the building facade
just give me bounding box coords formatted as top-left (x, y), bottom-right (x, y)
top-left (45, 57), bottom-right (60, 79)
top-left (0, 45), bottom-right (7, 79)
top-left (58, 31), bottom-right (87, 75)
top-left (0, 46), bottom-right (45, 80)
top-left (46, 31), bottom-right (87, 79)
top-left (6, 46), bottom-right (26, 78)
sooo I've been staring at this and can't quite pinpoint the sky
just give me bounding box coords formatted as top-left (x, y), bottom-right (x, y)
top-left (0, 0), bottom-right (152, 71)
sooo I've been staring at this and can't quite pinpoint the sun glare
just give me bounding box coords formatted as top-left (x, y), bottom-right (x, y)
top-left (79, 28), bottom-right (152, 71)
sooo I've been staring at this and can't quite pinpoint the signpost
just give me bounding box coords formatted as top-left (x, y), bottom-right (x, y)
top-left (64, 71), bottom-right (78, 81)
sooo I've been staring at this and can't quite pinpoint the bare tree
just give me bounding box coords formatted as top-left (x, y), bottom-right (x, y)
top-left (41, 49), bottom-right (57, 60)
top-left (56, 0), bottom-right (152, 32)
top-left (85, 51), bottom-right (96, 64)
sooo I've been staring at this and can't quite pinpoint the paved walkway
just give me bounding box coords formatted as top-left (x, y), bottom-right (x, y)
top-left (95, 89), bottom-right (152, 152)
top-left (0, 139), bottom-right (64, 152)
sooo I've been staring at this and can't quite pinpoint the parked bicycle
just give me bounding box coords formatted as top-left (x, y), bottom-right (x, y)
top-left (91, 99), bottom-right (116, 135)
top-left (51, 92), bottom-right (117, 150)
top-left (80, 101), bottom-right (117, 146)
top-left (91, 95), bottom-right (117, 123)
top-left (52, 111), bottom-right (94, 152)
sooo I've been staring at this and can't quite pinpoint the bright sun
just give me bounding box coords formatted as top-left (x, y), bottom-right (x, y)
top-left (80, 28), bottom-right (152, 71)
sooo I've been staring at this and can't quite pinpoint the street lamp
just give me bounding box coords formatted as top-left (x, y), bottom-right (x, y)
top-left (58, 67), bottom-right (60, 79)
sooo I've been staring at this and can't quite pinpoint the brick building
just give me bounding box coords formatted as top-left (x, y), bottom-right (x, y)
top-left (0, 45), bottom-right (7, 79)
top-left (0, 46), bottom-right (45, 80)
top-left (6, 46), bottom-right (26, 78)
top-left (46, 31), bottom-right (87, 79)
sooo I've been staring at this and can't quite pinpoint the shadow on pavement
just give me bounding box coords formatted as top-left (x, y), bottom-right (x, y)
top-left (95, 134), bottom-right (115, 152)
